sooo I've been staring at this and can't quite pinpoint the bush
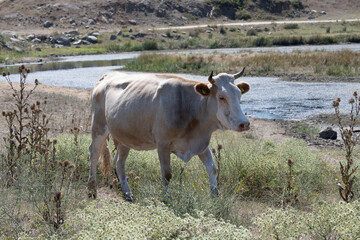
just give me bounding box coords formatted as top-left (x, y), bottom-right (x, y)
top-left (292, 0), bottom-right (304, 9)
top-left (246, 29), bottom-right (257, 36)
top-left (283, 23), bottom-right (299, 30)
top-left (210, 0), bottom-right (246, 9)
top-left (142, 40), bottom-right (158, 50)
top-left (235, 9), bottom-right (252, 20)
top-left (255, 201), bottom-right (360, 239)
top-left (51, 199), bottom-right (251, 239)
top-left (253, 36), bottom-right (271, 47)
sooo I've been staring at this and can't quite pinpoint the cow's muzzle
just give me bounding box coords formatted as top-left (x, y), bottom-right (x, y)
top-left (237, 122), bottom-right (250, 132)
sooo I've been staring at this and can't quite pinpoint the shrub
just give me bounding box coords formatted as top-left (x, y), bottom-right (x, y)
top-left (210, 0), bottom-right (246, 9)
top-left (142, 40), bottom-right (158, 50)
top-left (235, 9), bottom-right (252, 20)
top-left (292, 0), bottom-right (304, 9)
top-left (253, 36), bottom-right (271, 47)
top-left (283, 23), bottom-right (299, 30)
top-left (246, 29), bottom-right (257, 36)
top-left (52, 199), bottom-right (251, 239)
top-left (255, 201), bottom-right (360, 239)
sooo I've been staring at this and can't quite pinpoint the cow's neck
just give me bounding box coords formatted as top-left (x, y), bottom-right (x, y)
top-left (197, 96), bottom-right (220, 134)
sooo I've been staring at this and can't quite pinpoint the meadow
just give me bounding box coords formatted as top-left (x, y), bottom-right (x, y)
top-left (1, 67), bottom-right (360, 239)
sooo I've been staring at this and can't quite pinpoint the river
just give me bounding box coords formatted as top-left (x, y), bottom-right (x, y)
top-left (1, 44), bottom-right (360, 120)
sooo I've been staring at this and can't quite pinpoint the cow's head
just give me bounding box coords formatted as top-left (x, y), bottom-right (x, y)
top-left (194, 69), bottom-right (250, 132)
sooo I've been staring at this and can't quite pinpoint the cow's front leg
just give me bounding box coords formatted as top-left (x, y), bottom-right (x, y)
top-left (198, 147), bottom-right (218, 195)
top-left (114, 144), bottom-right (132, 202)
top-left (157, 142), bottom-right (172, 190)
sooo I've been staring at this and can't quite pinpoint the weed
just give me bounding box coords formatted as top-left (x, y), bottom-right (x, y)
top-left (283, 23), bottom-right (299, 30)
top-left (333, 93), bottom-right (360, 202)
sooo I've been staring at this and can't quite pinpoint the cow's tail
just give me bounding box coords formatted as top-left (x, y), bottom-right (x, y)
top-left (99, 137), bottom-right (112, 177)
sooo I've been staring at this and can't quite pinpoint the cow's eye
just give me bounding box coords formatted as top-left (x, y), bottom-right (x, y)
top-left (219, 97), bottom-right (225, 101)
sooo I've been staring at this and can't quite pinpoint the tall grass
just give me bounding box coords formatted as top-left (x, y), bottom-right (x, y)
top-left (124, 50), bottom-right (360, 77)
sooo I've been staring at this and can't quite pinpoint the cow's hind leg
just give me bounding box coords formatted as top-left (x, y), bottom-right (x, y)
top-left (198, 147), bottom-right (218, 195)
top-left (114, 144), bottom-right (132, 201)
top-left (88, 129), bottom-right (108, 198)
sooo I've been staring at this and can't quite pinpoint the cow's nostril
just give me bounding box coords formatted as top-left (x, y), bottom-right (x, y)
top-left (239, 122), bottom-right (250, 131)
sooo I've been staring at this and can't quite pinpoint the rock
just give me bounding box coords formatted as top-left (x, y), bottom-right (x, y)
top-left (82, 40), bottom-right (92, 45)
top-left (67, 30), bottom-right (79, 36)
top-left (128, 20), bottom-right (137, 25)
top-left (133, 32), bottom-right (146, 38)
top-left (13, 46), bottom-right (23, 52)
top-left (130, 35), bottom-right (135, 40)
top-left (319, 127), bottom-right (337, 140)
top-left (26, 34), bottom-right (35, 41)
top-left (38, 35), bottom-right (47, 41)
top-left (56, 36), bottom-right (71, 46)
top-left (88, 19), bottom-right (96, 25)
top-left (117, 30), bottom-right (122, 36)
top-left (91, 32), bottom-right (101, 37)
top-left (32, 38), bottom-right (42, 44)
top-left (321, 11), bottom-right (326, 15)
top-left (73, 40), bottom-right (82, 45)
top-left (129, 28), bottom-right (133, 33)
top-left (10, 37), bottom-right (20, 42)
top-left (110, 35), bottom-right (117, 40)
top-left (35, 47), bottom-right (42, 51)
top-left (86, 36), bottom-right (98, 43)
top-left (44, 21), bottom-right (53, 28)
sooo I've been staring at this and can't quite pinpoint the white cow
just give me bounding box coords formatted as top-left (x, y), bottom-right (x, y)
top-left (88, 70), bottom-right (250, 201)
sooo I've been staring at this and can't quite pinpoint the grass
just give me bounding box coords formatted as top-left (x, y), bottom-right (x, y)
top-left (123, 50), bottom-right (360, 78)
top-left (1, 69), bottom-right (360, 239)
top-left (1, 21), bottom-right (360, 64)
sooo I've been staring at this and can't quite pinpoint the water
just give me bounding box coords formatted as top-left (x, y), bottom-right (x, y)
top-left (1, 45), bottom-right (360, 120)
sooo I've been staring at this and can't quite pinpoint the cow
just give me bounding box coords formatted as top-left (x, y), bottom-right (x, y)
top-left (88, 70), bottom-right (250, 201)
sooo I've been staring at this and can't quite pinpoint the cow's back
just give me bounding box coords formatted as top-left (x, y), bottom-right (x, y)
top-left (94, 72), bottom-right (202, 150)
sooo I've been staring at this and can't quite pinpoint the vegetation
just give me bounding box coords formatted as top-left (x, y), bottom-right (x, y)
top-left (123, 50), bottom-right (360, 78)
top-left (1, 21), bottom-right (360, 64)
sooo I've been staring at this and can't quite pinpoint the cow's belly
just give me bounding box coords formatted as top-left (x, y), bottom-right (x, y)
top-left (171, 137), bottom-right (210, 162)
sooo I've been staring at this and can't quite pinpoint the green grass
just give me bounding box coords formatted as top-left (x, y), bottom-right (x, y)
top-left (123, 50), bottom-right (360, 78)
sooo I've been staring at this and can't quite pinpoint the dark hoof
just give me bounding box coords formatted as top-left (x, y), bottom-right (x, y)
top-left (122, 192), bottom-right (133, 202)
top-left (88, 190), bottom-right (97, 199)
top-left (211, 187), bottom-right (219, 196)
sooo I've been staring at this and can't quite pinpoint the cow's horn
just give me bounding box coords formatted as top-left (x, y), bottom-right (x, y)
top-left (234, 67), bottom-right (246, 79)
top-left (208, 71), bottom-right (215, 84)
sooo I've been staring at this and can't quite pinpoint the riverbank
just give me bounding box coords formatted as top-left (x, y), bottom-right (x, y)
top-left (123, 50), bottom-right (360, 80)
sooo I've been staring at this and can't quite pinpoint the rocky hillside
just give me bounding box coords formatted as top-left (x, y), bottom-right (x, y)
top-left (0, 0), bottom-right (359, 32)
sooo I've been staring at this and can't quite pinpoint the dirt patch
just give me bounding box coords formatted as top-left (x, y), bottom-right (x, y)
top-left (0, 81), bottom-right (92, 140)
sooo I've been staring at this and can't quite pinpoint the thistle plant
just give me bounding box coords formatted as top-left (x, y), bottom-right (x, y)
top-left (1, 66), bottom-right (38, 184)
top-left (333, 92), bottom-right (360, 202)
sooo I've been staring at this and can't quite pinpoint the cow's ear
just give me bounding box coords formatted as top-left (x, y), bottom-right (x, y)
top-left (194, 83), bottom-right (211, 96)
top-left (237, 82), bottom-right (250, 94)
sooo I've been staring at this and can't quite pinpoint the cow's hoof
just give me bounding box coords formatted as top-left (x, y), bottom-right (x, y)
top-left (88, 190), bottom-right (97, 199)
top-left (122, 192), bottom-right (133, 202)
top-left (210, 186), bottom-right (219, 196)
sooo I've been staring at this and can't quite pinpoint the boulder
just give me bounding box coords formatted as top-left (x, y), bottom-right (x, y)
top-left (92, 32), bottom-right (101, 37)
top-left (86, 36), bottom-right (98, 43)
top-left (35, 47), bottom-right (42, 51)
top-left (88, 19), bottom-right (96, 25)
top-left (56, 36), bottom-right (71, 46)
top-left (319, 127), bottom-right (337, 140)
top-left (110, 35), bottom-right (117, 40)
top-left (73, 40), bottom-right (82, 45)
top-left (82, 40), bottom-right (92, 45)
top-left (44, 21), bottom-right (53, 28)
top-left (117, 30), bottom-right (122, 36)
top-left (32, 38), bottom-right (42, 44)
top-left (26, 34), bottom-right (35, 41)
top-left (128, 20), bottom-right (137, 25)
